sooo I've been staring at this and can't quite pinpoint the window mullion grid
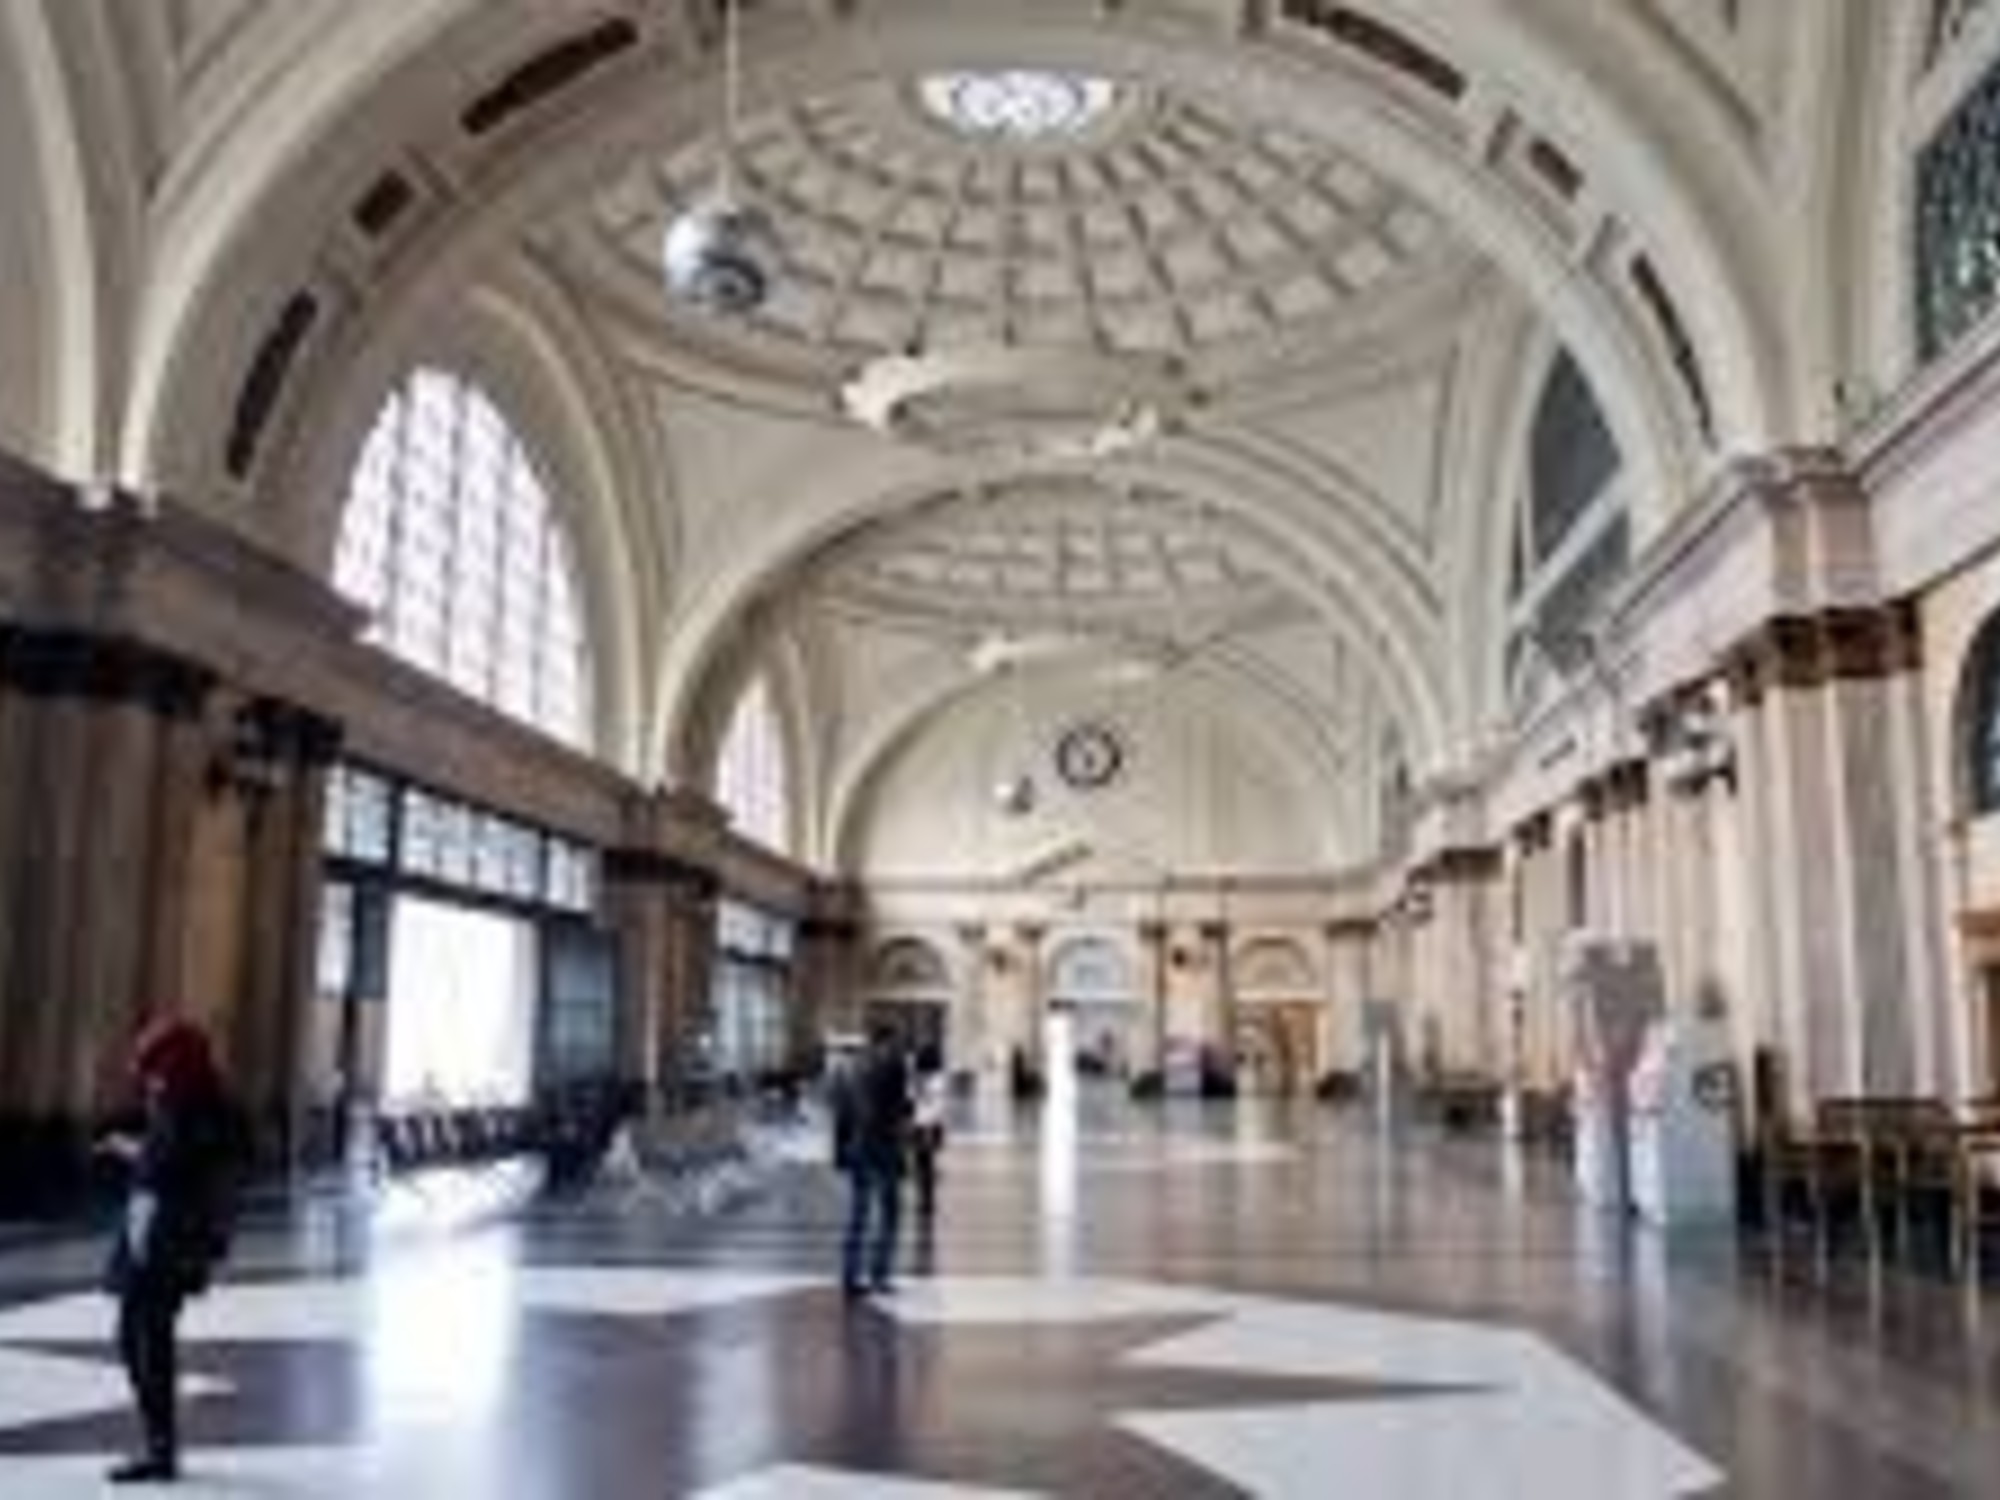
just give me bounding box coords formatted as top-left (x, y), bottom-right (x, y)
top-left (485, 438), bottom-right (516, 708)
top-left (534, 518), bottom-right (556, 733)
top-left (336, 370), bottom-right (592, 748)
top-left (444, 387), bottom-right (472, 695)
top-left (381, 396), bottom-right (413, 652)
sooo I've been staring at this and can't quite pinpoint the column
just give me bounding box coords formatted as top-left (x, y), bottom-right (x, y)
top-left (954, 922), bottom-right (989, 1078)
top-left (1200, 919), bottom-right (1232, 1058)
top-left (0, 630), bottom-right (217, 1206)
top-left (1729, 603), bottom-right (1936, 1112)
top-left (1513, 814), bottom-right (1562, 1088)
top-left (221, 698), bottom-right (343, 1164)
top-left (1015, 922), bottom-right (1046, 1076)
top-left (605, 855), bottom-right (671, 1100)
top-left (1137, 919), bottom-right (1169, 1076)
top-left (662, 876), bottom-right (719, 1100)
top-left (1322, 918), bottom-right (1373, 1078)
top-left (1401, 875), bottom-right (1443, 1079)
top-left (1427, 849), bottom-right (1503, 1073)
top-left (604, 845), bottom-right (720, 1111)
top-left (797, 915), bottom-right (860, 1057)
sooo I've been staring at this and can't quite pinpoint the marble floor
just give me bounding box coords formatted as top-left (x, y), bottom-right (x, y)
top-left (1, 1097), bottom-right (1998, 1496)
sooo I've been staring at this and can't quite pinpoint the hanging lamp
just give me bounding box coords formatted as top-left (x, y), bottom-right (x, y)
top-left (992, 658), bottom-right (1038, 819)
top-left (661, 0), bottom-right (777, 315)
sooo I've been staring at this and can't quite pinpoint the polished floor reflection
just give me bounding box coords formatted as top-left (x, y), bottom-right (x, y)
top-left (1, 1096), bottom-right (1998, 1495)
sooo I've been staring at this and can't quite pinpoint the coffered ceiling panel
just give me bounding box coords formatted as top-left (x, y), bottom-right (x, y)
top-left (812, 475), bottom-right (1296, 638)
top-left (544, 69), bottom-right (1473, 387)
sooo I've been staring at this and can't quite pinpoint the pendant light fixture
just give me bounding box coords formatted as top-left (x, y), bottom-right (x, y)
top-left (661, 0), bottom-right (777, 315)
top-left (992, 658), bottom-right (1038, 820)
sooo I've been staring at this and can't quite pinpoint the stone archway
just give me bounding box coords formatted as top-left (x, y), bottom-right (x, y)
top-left (1046, 933), bottom-right (1145, 1085)
top-left (864, 935), bottom-right (955, 1063)
top-left (1231, 937), bottom-right (1325, 1096)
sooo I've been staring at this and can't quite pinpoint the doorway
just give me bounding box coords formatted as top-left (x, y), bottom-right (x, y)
top-left (864, 999), bottom-right (949, 1066)
top-left (382, 896), bottom-right (538, 1107)
top-left (1234, 1003), bottom-right (1321, 1097)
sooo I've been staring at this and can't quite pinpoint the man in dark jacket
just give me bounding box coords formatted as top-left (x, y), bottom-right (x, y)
top-left (835, 1026), bottom-right (912, 1297)
top-left (99, 1018), bottom-right (246, 1485)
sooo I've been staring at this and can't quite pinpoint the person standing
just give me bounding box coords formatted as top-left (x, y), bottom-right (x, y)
top-left (98, 1017), bottom-right (246, 1485)
top-left (909, 1045), bottom-right (947, 1222)
top-left (834, 1026), bottom-right (911, 1297)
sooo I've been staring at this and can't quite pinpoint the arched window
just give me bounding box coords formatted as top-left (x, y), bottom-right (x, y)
top-left (1507, 350), bottom-right (1629, 708)
top-left (334, 368), bottom-right (591, 745)
top-left (1918, 24), bottom-right (2000, 359)
top-left (715, 676), bottom-right (790, 853)
top-left (1527, 352), bottom-right (1620, 566)
top-left (1963, 613), bottom-right (2000, 814)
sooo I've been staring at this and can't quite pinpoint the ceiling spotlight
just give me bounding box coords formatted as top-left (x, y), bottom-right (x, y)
top-left (661, 0), bottom-right (775, 316)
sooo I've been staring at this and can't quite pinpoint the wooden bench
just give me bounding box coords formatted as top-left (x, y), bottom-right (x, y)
top-left (1768, 1095), bottom-right (2000, 1273)
top-left (374, 1105), bottom-right (540, 1179)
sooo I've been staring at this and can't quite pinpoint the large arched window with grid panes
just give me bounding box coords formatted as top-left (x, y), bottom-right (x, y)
top-left (1962, 612), bottom-right (2000, 815)
top-left (714, 676), bottom-right (790, 854)
top-left (335, 368), bottom-right (591, 746)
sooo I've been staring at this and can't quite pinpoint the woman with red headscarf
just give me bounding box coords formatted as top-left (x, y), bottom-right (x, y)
top-left (97, 1017), bottom-right (246, 1485)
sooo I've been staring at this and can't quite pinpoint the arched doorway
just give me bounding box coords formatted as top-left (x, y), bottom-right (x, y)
top-left (1045, 935), bottom-right (1142, 1089)
top-left (863, 936), bottom-right (954, 1064)
top-left (1231, 937), bottom-right (1324, 1096)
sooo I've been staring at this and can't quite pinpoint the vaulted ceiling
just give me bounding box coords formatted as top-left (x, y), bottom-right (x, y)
top-left (0, 0), bottom-right (1928, 872)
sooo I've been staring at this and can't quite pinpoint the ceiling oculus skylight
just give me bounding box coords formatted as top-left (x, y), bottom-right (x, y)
top-left (919, 70), bottom-right (1118, 141)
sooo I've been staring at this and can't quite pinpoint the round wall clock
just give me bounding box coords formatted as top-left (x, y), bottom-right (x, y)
top-left (1054, 721), bottom-right (1126, 791)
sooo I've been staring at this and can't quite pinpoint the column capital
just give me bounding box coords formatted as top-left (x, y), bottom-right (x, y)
top-left (0, 626), bottom-right (215, 720)
top-left (1417, 845), bottom-right (1505, 884)
top-left (232, 694), bottom-right (345, 769)
top-left (1512, 810), bottom-right (1555, 853)
top-left (800, 916), bottom-right (861, 944)
top-left (604, 848), bottom-right (720, 902)
top-left (1576, 761), bottom-right (1648, 822)
top-left (1721, 601), bottom-right (1920, 704)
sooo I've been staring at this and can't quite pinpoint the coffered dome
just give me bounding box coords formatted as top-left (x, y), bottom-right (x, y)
top-left (545, 70), bottom-right (1470, 392)
top-left (812, 477), bottom-right (1295, 635)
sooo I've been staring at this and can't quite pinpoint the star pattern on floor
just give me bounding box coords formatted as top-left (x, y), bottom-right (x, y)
top-left (0, 1269), bottom-right (1724, 1497)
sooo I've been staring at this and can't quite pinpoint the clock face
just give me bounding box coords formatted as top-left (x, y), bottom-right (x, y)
top-left (1054, 722), bottom-right (1126, 791)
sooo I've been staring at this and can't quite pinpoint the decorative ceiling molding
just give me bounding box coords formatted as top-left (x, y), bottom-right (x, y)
top-left (108, 0), bottom-right (1779, 513)
top-left (808, 474), bottom-right (1296, 637)
top-left (839, 346), bottom-right (1193, 464)
top-left (547, 75), bottom-right (1461, 390)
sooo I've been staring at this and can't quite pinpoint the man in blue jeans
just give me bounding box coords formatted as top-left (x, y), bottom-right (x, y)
top-left (834, 1026), bottom-right (912, 1297)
